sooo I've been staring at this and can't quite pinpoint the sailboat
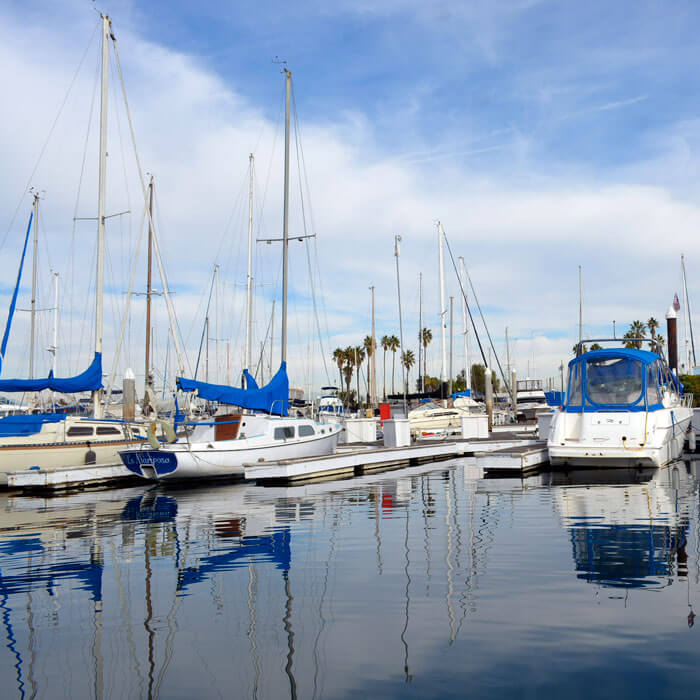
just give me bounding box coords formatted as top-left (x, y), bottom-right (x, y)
top-left (0, 15), bottom-right (151, 483)
top-left (119, 68), bottom-right (341, 481)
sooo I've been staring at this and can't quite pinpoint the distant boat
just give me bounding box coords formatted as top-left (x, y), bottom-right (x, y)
top-left (548, 343), bottom-right (693, 468)
top-left (516, 379), bottom-right (547, 421)
top-left (119, 68), bottom-right (341, 481)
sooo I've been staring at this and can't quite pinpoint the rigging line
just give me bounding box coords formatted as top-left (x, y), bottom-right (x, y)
top-left (442, 227), bottom-right (514, 404)
top-left (194, 269), bottom-right (217, 380)
top-left (1, 18), bottom-right (100, 254)
top-left (69, 47), bottom-right (101, 367)
top-left (291, 91), bottom-right (330, 383)
top-left (111, 32), bottom-right (189, 377)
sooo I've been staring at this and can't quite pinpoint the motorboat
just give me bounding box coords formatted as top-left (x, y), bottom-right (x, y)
top-left (516, 379), bottom-right (547, 421)
top-left (318, 386), bottom-right (345, 424)
top-left (408, 393), bottom-right (481, 437)
top-left (548, 344), bottom-right (693, 468)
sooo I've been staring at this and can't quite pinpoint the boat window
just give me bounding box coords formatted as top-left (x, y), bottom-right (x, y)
top-left (586, 357), bottom-right (643, 406)
top-left (567, 364), bottom-right (582, 407)
top-left (96, 426), bottom-right (121, 436)
top-left (647, 362), bottom-right (661, 405)
top-left (67, 426), bottom-right (94, 437)
top-left (274, 426), bottom-right (295, 440)
top-left (299, 425), bottom-right (315, 437)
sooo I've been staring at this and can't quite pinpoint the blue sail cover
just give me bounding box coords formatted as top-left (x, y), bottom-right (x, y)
top-left (0, 209), bottom-right (34, 375)
top-left (243, 369), bottom-right (258, 390)
top-left (177, 362), bottom-right (289, 415)
top-left (0, 352), bottom-right (103, 393)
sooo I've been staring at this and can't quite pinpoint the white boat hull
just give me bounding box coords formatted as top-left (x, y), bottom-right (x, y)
top-left (547, 406), bottom-right (693, 468)
top-left (121, 428), bottom-right (340, 480)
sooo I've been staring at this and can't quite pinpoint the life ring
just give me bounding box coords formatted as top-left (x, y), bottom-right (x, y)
top-left (147, 420), bottom-right (177, 449)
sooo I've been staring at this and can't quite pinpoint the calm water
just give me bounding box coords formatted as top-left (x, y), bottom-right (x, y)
top-left (0, 458), bottom-right (699, 699)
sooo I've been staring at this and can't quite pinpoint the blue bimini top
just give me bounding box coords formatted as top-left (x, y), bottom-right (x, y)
top-left (564, 348), bottom-right (679, 413)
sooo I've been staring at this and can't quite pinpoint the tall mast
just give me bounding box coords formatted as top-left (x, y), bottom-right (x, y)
top-left (269, 299), bottom-right (275, 379)
top-left (92, 13), bottom-right (111, 418)
top-left (418, 272), bottom-right (423, 393)
top-left (245, 153), bottom-right (255, 382)
top-left (578, 265), bottom-right (583, 346)
top-left (50, 272), bottom-right (59, 377)
top-left (458, 256), bottom-right (470, 391)
top-left (144, 176), bottom-right (153, 413)
top-left (438, 222), bottom-right (447, 391)
top-left (370, 285), bottom-right (376, 405)
top-left (29, 192), bottom-right (39, 379)
top-left (449, 296), bottom-right (454, 396)
top-left (281, 68), bottom-right (291, 365)
top-left (682, 254), bottom-right (696, 366)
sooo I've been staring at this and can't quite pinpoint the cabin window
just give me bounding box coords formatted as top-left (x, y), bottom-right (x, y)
top-left (299, 425), bottom-right (315, 437)
top-left (647, 362), bottom-right (661, 406)
top-left (586, 357), bottom-right (643, 406)
top-left (96, 426), bottom-right (121, 436)
top-left (567, 364), bottom-right (582, 408)
top-left (67, 426), bottom-right (94, 437)
top-left (274, 426), bottom-right (295, 440)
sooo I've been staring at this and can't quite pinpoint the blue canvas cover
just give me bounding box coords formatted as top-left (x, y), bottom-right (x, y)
top-left (565, 348), bottom-right (674, 413)
top-left (0, 209), bottom-right (33, 375)
top-left (177, 361), bottom-right (289, 416)
top-left (545, 391), bottom-right (565, 406)
top-left (0, 353), bottom-right (103, 394)
top-left (0, 412), bottom-right (66, 437)
top-left (243, 369), bottom-right (258, 390)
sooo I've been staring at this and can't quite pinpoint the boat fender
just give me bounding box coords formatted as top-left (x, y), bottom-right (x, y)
top-left (147, 420), bottom-right (177, 450)
top-left (85, 441), bottom-right (96, 465)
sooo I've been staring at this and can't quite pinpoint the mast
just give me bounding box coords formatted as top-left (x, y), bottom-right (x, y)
top-left (50, 272), bottom-right (59, 377)
top-left (449, 296), bottom-right (454, 396)
top-left (245, 153), bottom-right (255, 383)
top-left (458, 256), bottom-right (470, 391)
top-left (394, 235), bottom-right (407, 414)
top-left (682, 254), bottom-right (696, 366)
top-left (269, 299), bottom-right (275, 379)
top-left (578, 265), bottom-right (583, 346)
top-left (438, 221), bottom-right (447, 391)
top-left (29, 192), bottom-right (39, 379)
top-left (281, 68), bottom-right (291, 365)
top-left (418, 272), bottom-right (423, 393)
top-left (370, 285), bottom-right (376, 406)
top-left (144, 176), bottom-right (153, 413)
top-left (92, 13), bottom-right (111, 418)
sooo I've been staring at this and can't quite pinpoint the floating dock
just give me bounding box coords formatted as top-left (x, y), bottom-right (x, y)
top-left (7, 462), bottom-right (138, 491)
top-left (245, 435), bottom-right (539, 484)
top-left (474, 442), bottom-right (549, 473)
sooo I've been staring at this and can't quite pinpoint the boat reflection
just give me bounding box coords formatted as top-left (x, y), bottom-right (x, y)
top-left (526, 462), bottom-right (696, 590)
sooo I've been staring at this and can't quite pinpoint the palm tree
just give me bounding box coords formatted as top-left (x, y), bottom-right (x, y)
top-left (402, 349), bottom-right (416, 395)
top-left (381, 335), bottom-right (390, 400)
top-left (421, 328), bottom-right (433, 391)
top-left (332, 347), bottom-right (345, 390)
top-left (354, 345), bottom-right (366, 409)
top-left (647, 317), bottom-right (659, 350)
top-left (388, 335), bottom-right (400, 395)
top-left (363, 335), bottom-right (374, 404)
top-left (342, 346), bottom-right (355, 403)
top-left (624, 320), bottom-right (647, 349)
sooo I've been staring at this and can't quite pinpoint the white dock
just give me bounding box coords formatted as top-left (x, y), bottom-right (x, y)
top-left (474, 442), bottom-right (549, 473)
top-left (246, 437), bottom-right (541, 483)
top-left (7, 462), bottom-right (137, 491)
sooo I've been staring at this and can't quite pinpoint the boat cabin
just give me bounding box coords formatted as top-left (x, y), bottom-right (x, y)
top-left (564, 348), bottom-right (680, 413)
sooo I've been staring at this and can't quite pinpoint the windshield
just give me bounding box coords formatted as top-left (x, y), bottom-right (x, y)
top-left (585, 357), bottom-right (643, 406)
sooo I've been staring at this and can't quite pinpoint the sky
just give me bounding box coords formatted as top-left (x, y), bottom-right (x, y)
top-left (2, 0), bottom-right (700, 398)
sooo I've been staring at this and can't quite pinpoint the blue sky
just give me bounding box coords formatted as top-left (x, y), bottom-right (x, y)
top-left (2, 0), bottom-right (700, 392)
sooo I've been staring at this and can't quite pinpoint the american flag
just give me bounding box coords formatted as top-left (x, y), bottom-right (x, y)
top-left (673, 293), bottom-right (681, 311)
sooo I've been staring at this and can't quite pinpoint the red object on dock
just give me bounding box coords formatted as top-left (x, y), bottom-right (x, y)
top-left (379, 403), bottom-right (391, 426)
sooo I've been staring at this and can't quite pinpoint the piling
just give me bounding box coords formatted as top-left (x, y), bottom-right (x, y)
top-left (666, 306), bottom-right (678, 373)
top-left (123, 368), bottom-right (135, 421)
top-left (485, 367), bottom-right (493, 432)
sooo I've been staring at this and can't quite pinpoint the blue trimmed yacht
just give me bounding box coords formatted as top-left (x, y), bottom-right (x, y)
top-left (547, 345), bottom-right (693, 468)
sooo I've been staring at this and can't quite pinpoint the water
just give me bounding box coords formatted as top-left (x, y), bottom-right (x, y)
top-left (0, 458), bottom-right (699, 699)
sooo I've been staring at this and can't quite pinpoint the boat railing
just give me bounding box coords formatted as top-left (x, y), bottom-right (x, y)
top-left (682, 393), bottom-right (694, 408)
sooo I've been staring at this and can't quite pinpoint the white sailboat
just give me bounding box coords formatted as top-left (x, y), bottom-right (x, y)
top-left (119, 68), bottom-right (341, 481)
top-left (0, 15), bottom-right (151, 484)
top-left (548, 339), bottom-right (693, 468)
